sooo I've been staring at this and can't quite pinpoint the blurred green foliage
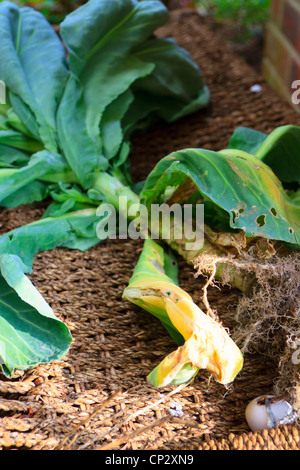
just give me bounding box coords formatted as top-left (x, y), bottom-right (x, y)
top-left (194, 0), bottom-right (271, 27)
top-left (5, 0), bottom-right (271, 29)
top-left (192, 0), bottom-right (271, 44)
top-left (11, 0), bottom-right (83, 23)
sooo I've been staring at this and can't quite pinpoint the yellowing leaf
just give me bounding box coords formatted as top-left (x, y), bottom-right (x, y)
top-left (147, 293), bottom-right (243, 387)
top-left (123, 239), bottom-right (243, 387)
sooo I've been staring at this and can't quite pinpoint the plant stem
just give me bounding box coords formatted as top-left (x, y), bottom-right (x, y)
top-left (92, 172), bottom-right (140, 214)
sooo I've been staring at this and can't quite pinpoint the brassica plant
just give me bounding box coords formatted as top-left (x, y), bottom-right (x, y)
top-left (0, 0), bottom-right (298, 388)
top-left (0, 0), bottom-right (210, 376)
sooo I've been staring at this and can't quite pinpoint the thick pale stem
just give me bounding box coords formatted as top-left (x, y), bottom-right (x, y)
top-left (93, 173), bottom-right (254, 292)
top-left (167, 224), bottom-right (254, 292)
top-left (92, 172), bottom-right (140, 215)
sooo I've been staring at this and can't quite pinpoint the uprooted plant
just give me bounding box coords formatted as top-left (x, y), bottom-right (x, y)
top-left (133, 124), bottom-right (299, 407)
top-left (0, 0), bottom-right (299, 412)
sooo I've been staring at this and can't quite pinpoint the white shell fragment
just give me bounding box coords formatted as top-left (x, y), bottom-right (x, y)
top-left (169, 400), bottom-right (183, 418)
top-left (245, 395), bottom-right (298, 432)
top-left (250, 84), bottom-right (262, 93)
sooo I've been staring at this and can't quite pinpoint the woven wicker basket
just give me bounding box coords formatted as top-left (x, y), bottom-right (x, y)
top-left (0, 10), bottom-right (299, 450)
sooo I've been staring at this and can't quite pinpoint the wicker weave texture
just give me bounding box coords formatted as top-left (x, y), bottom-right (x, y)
top-left (0, 10), bottom-right (299, 450)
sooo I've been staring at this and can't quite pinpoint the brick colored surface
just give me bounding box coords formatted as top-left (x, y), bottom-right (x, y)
top-left (264, 24), bottom-right (291, 82)
top-left (270, 0), bottom-right (283, 23)
top-left (263, 0), bottom-right (300, 112)
top-left (282, 0), bottom-right (300, 48)
top-left (290, 56), bottom-right (300, 82)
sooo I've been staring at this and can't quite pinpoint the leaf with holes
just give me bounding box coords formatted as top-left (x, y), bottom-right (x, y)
top-left (140, 147), bottom-right (300, 247)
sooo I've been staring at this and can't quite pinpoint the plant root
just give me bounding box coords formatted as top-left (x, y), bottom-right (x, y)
top-left (194, 248), bottom-right (300, 411)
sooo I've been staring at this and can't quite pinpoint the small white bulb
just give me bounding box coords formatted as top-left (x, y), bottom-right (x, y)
top-left (245, 395), bottom-right (297, 432)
